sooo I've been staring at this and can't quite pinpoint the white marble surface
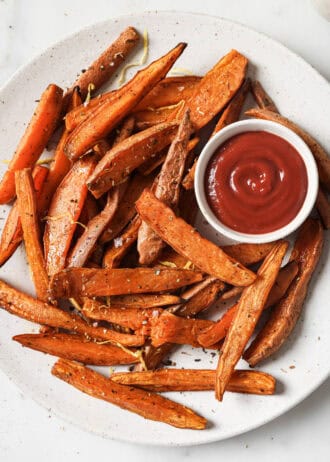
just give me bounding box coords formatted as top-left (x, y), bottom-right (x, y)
top-left (0, 0), bottom-right (329, 460)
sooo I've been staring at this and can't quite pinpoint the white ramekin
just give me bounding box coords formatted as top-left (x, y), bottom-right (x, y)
top-left (194, 119), bottom-right (319, 244)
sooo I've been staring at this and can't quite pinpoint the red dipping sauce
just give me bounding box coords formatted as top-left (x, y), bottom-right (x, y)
top-left (205, 131), bottom-right (308, 234)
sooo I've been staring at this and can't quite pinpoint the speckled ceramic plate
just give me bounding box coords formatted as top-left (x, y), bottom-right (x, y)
top-left (0, 11), bottom-right (329, 446)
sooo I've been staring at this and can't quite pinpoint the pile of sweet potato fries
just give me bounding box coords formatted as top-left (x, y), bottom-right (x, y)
top-left (0, 26), bottom-right (327, 430)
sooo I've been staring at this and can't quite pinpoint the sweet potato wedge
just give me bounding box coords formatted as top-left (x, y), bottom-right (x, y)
top-left (316, 187), bottom-right (330, 229)
top-left (246, 108), bottom-right (330, 192)
top-left (138, 110), bottom-right (192, 265)
top-left (111, 369), bottom-right (276, 395)
top-left (133, 102), bottom-right (184, 130)
top-left (13, 332), bottom-right (139, 366)
top-left (67, 185), bottom-right (124, 268)
top-left (0, 84), bottom-right (63, 204)
top-left (64, 26), bottom-right (140, 102)
top-left (182, 158), bottom-right (197, 190)
top-left (52, 359), bottom-right (207, 429)
top-left (133, 76), bottom-right (201, 112)
top-left (38, 88), bottom-right (82, 216)
top-left (187, 50), bottom-right (248, 131)
top-left (64, 42), bottom-right (187, 160)
top-left (244, 219), bottom-right (323, 366)
top-left (15, 169), bottom-right (49, 301)
top-left (0, 279), bottom-right (144, 346)
top-left (107, 294), bottom-right (182, 308)
top-left (112, 116), bottom-right (135, 146)
top-left (223, 242), bottom-right (275, 266)
top-left (149, 311), bottom-right (215, 348)
top-left (251, 80), bottom-right (278, 113)
top-left (103, 216), bottom-right (141, 268)
top-left (87, 121), bottom-right (178, 198)
top-left (136, 189), bottom-right (256, 286)
top-left (215, 240), bottom-right (288, 400)
top-left (43, 153), bottom-right (97, 276)
top-left (198, 261), bottom-right (298, 348)
top-left (50, 267), bottom-right (204, 298)
top-left (0, 165), bottom-right (48, 266)
top-left (99, 173), bottom-right (154, 244)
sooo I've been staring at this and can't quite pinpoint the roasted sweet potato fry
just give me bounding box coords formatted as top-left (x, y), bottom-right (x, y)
top-left (138, 110), bottom-right (192, 265)
top-left (87, 121), bottom-right (178, 198)
top-left (0, 84), bottom-right (63, 204)
top-left (107, 294), bottom-right (182, 308)
top-left (44, 153), bottom-right (97, 276)
top-left (113, 116), bottom-right (135, 146)
top-left (67, 184), bottom-right (124, 268)
top-left (133, 76), bottom-right (201, 112)
top-left (223, 242), bottom-right (275, 266)
top-left (99, 173), bottom-right (154, 244)
top-left (64, 27), bottom-right (140, 103)
top-left (182, 158), bottom-right (197, 190)
top-left (251, 80), bottom-right (278, 113)
top-left (15, 169), bottom-right (49, 301)
top-left (136, 189), bottom-right (256, 286)
top-left (64, 43), bottom-right (187, 160)
top-left (111, 369), bottom-right (276, 395)
top-left (316, 187), bottom-right (330, 229)
top-left (212, 78), bottom-right (251, 135)
top-left (13, 332), bottom-right (139, 366)
top-left (50, 267), bottom-right (204, 298)
top-left (52, 359), bottom-right (207, 429)
top-left (187, 50), bottom-right (248, 130)
top-left (149, 311), bottom-right (215, 348)
top-left (103, 216), bottom-right (141, 268)
top-left (0, 166), bottom-right (48, 266)
top-left (246, 108), bottom-right (330, 192)
top-left (82, 299), bottom-right (162, 330)
top-left (0, 279), bottom-right (144, 346)
top-left (38, 88), bottom-right (82, 215)
top-left (215, 241), bottom-right (288, 400)
top-left (244, 219), bottom-right (323, 366)
top-left (198, 261), bottom-right (298, 348)
top-left (133, 102), bottom-right (184, 130)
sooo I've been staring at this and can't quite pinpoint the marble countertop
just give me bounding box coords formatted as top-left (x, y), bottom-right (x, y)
top-left (0, 0), bottom-right (329, 460)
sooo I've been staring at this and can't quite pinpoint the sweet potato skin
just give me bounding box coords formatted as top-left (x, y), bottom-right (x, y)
top-left (52, 359), bottom-right (207, 430)
top-left (50, 267), bottom-right (204, 298)
top-left (0, 84), bottom-right (63, 204)
top-left (136, 189), bottom-right (256, 286)
top-left (13, 332), bottom-right (139, 366)
top-left (215, 241), bottom-right (288, 400)
top-left (244, 219), bottom-right (323, 366)
top-left (111, 369), bottom-right (276, 395)
top-left (250, 80), bottom-right (278, 113)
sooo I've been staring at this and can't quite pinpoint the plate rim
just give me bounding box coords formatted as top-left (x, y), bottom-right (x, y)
top-left (0, 10), bottom-right (329, 447)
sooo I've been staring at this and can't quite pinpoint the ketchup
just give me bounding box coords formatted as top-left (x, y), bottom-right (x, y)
top-left (205, 131), bottom-right (308, 234)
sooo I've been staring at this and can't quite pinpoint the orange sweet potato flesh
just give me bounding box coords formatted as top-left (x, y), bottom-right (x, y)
top-left (99, 173), bottom-right (154, 244)
top-left (187, 49), bottom-right (248, 131)
top-left (13, 332), bottom-right (139, 366)
top-left (107, 294), bottom-right (182, 308)
top-left (223, 242), bottom-right (275, 266)
top-left (103, 216), bottom-right (141, 268)
top-left (43, 154), bottom-right (97, 276)
top-left (0, 279), bottom-right (144, 346)
top-left (149, 311), bottom-right (215, 348)
top-left (87, 121), bottom-right (178, 198)
top-left (67, 185), bottom-right (123, 268)
top-left (15, 169), bottom-right (49, 301)
top-left (251, 80), bottom-right (278, 113)
top-left (0, 166), bottom-right (48, 266)
top-left (133, 76), bottom-right (201, 112)
top-left (198, 261), bottom-right (298, 348)
top-left (215, 241), bottom-right (288, 401)
top-left (64, 43), bottom-right (187, 160)
top-left (38, 88), bottom-right (82, 216)
top-left (0, 84), bottom-right (63, 204)
top-left (246, 107), bottom-right (330, 192)
top-left (112, 116), bottom-right (135, 146)
top-left (52, 359), bottom-right (207, 430)
top-left (136, 189), bottom-right (256, 286)
top-left (50, 267), bottom-right (204, 298)
top-left (133, 103), bottom-right (184, 130)
top-left (111, 369), bottom-right (276, 395)
top-left (244, 219), bottom-right (323, 366)
top-left (64, 26), bottom-right (140, 103)
top-left (138, 110), bottom-right (192, 265)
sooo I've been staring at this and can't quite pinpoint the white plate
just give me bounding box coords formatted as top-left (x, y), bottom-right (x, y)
top-left (0, 11), bottom-right (329, 447)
